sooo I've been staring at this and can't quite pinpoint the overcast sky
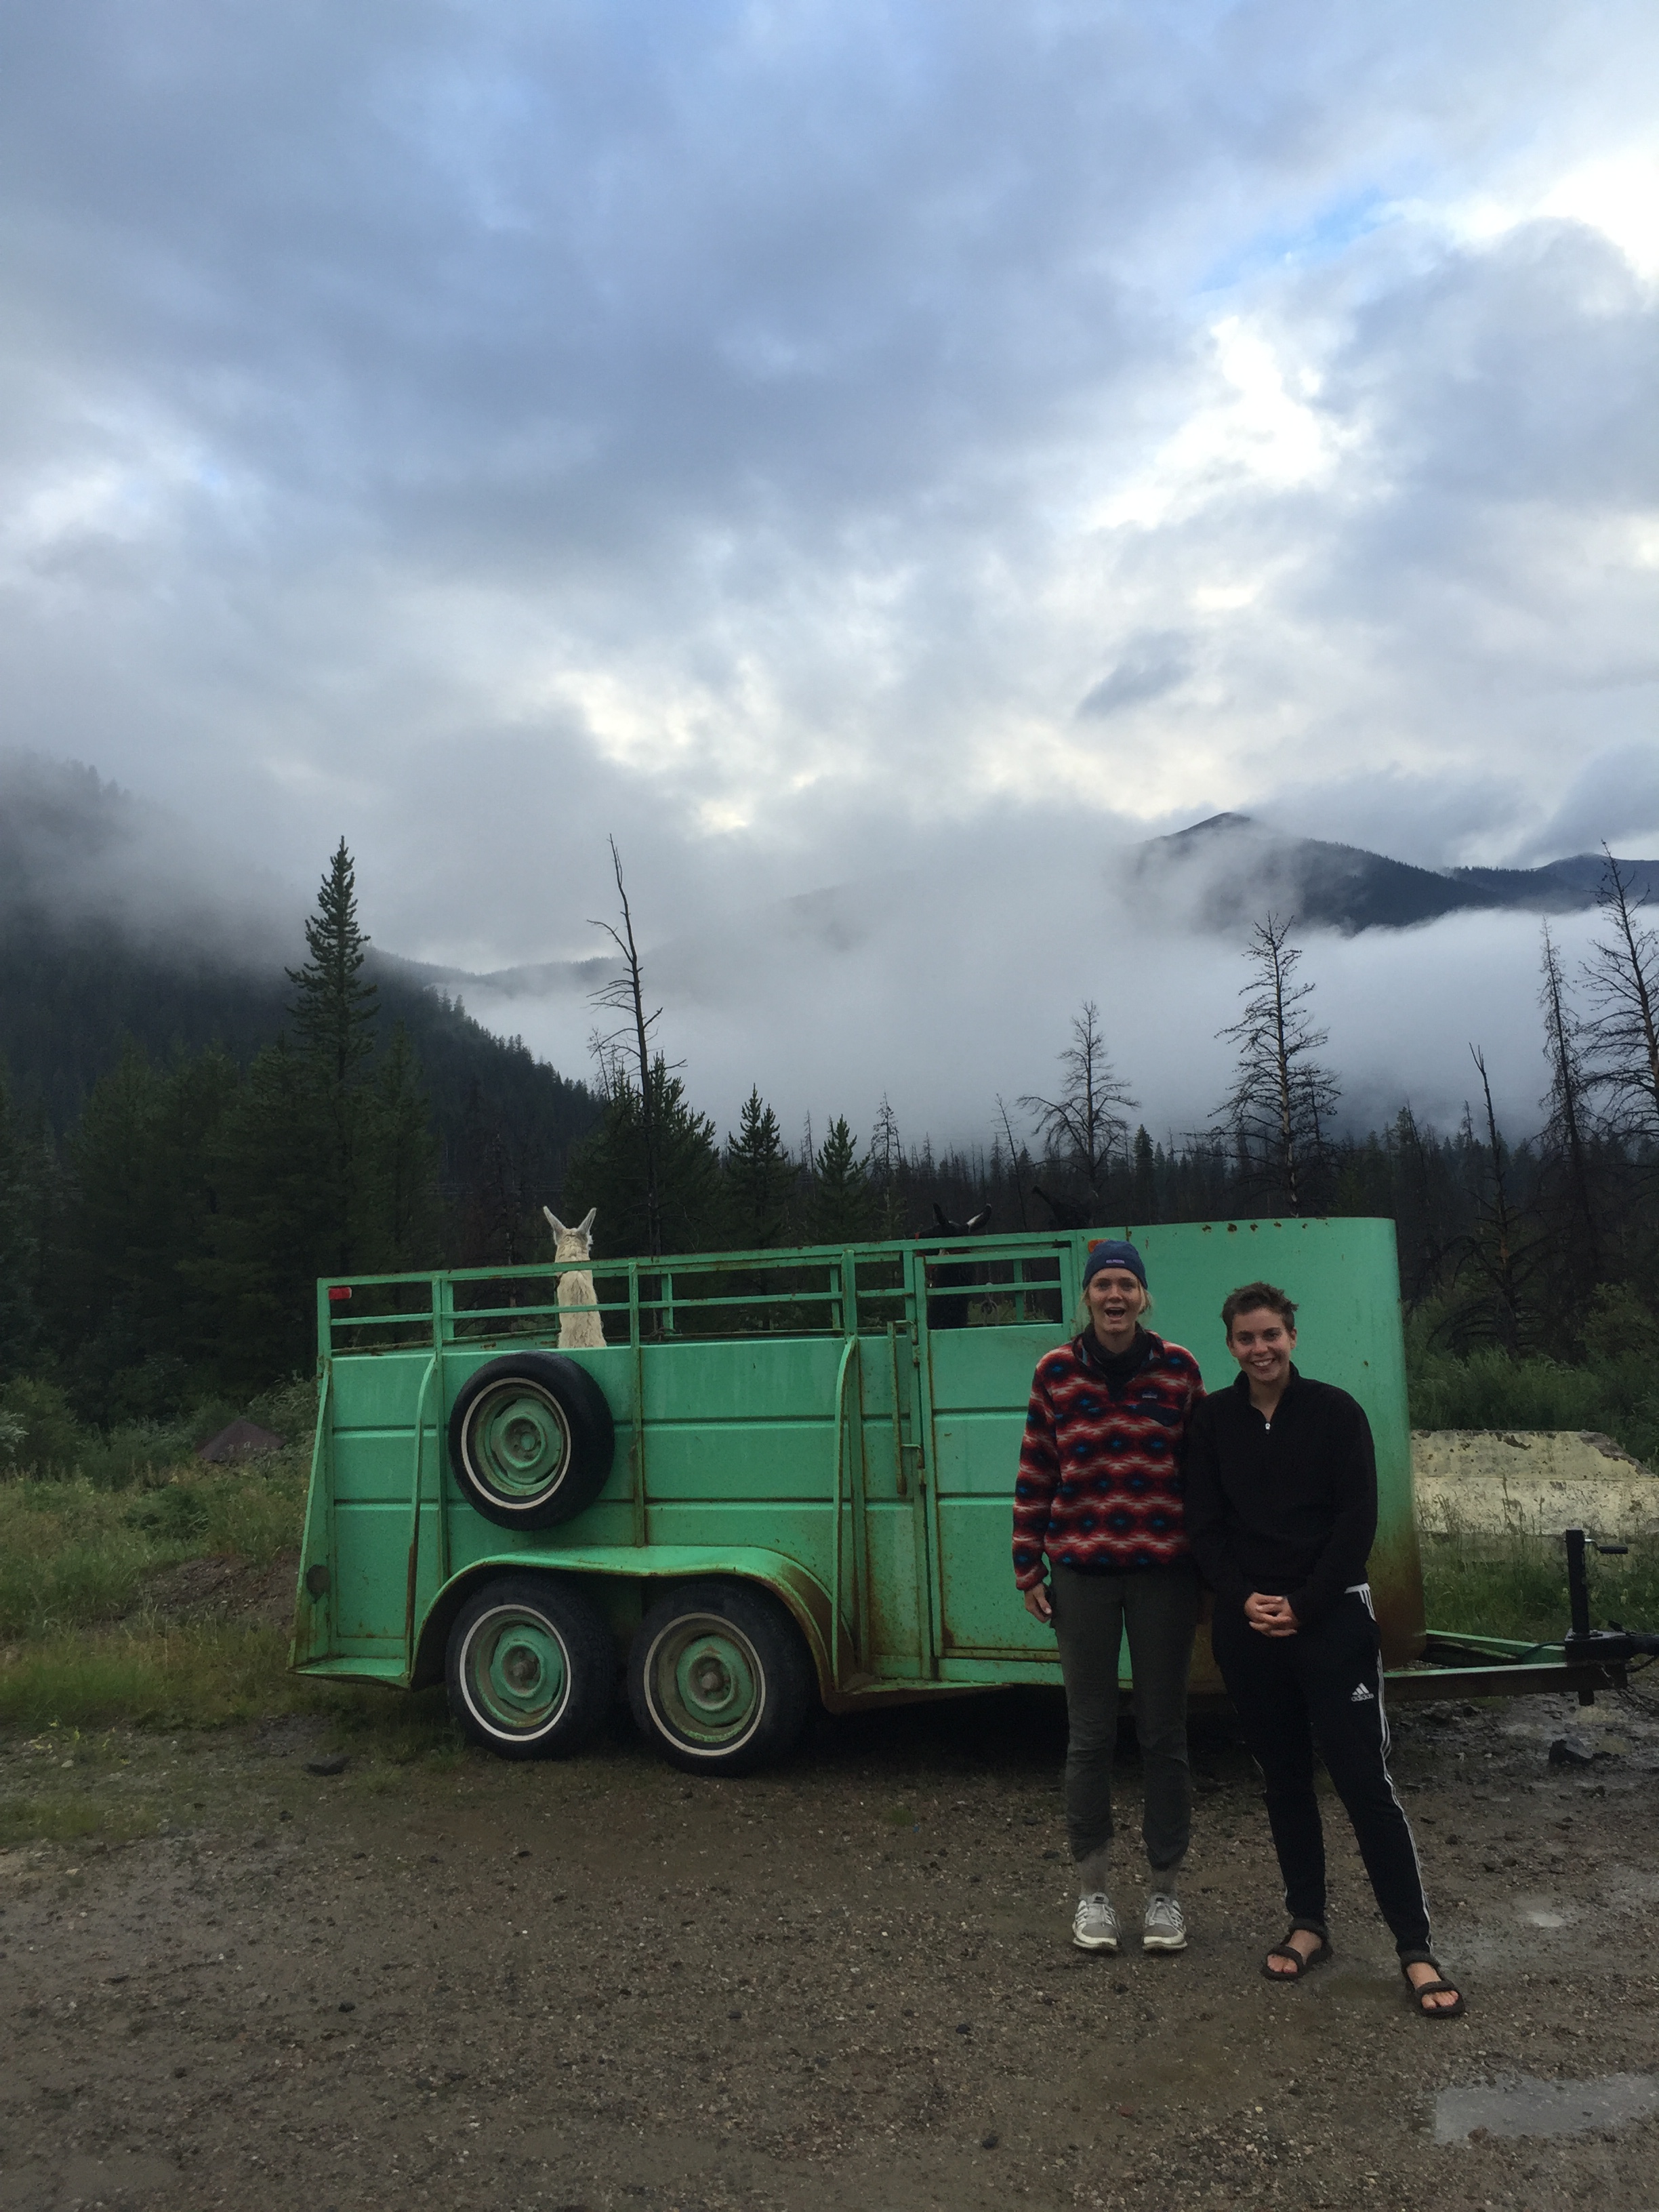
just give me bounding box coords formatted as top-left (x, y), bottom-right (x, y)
top-left (2, 3), bottom-right (1656, 1148)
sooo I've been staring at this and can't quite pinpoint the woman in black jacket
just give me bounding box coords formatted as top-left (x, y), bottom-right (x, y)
top-left (1185, 1279), bottom-right (1463, 2019)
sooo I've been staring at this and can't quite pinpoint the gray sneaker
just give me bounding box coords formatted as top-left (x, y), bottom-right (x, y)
top-left (1072, 1893), bottom-right (1120, 1952)
top-left (1143, 1891), bottom-right (1187, 1952)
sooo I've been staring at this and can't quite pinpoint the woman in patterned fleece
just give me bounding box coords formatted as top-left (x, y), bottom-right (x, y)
top-left (1013, 1240), bottom-right (1206, 1954)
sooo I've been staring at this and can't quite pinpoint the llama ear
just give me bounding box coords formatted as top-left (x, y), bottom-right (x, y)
top-left (966, 1208), bottom-right (991, 1233)
top-left (542, 1206), bottom-right (567, 1237)
top-left (576, 1207), bottom-right (596, 1237)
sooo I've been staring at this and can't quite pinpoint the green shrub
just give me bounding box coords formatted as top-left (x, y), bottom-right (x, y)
top-left (245, 1373), bottom-right (320, 1449)
top-left (0, 1377), bottom-right (83, 1474)
top-left (124, 1485), bottom-right (211, 1540)
top-left (1406, 1307), bottom-right (1659, 1468)
top-left (195, 1467), bottom-right (307, 1567)
top-left (0, 1481), bottom-right (163, 1636)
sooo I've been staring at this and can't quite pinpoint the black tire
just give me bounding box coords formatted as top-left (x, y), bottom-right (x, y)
top-left (446, 1574), bottom-right (615, 1759)
top-left (628, 1581), bottom-right (815, 1776)
top-left (447, 1353), bottom-right (614, 1530)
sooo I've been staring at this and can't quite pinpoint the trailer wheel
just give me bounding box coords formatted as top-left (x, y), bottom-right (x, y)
top-left (629, 1582), bottom-right (814, 1776)
top-left (447, 1353), bottom-right (614, 1529)
top-left (447, 1575), bottom-right (613, 1759)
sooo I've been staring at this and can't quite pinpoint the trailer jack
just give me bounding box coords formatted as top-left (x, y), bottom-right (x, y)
top-left (1562, 1526), bottom-right (1659, 1705)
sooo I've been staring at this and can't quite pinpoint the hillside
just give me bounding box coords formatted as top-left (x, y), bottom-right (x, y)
top-left (1132, 813), bottom-right (1659, 935)
top-left (0, 760), bottom-right (599, 1202)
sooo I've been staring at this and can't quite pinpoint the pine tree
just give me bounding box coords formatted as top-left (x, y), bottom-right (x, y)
top-left (0, 1063), bottom-right (40, 1381)
top-left (64, 1044), bottom-right (239, 1414)
top-left (289, 839), bottom-right (377, 1089)
top-left (724, 1087), bottom-right (791, 1250)
top-left (1131, 1124), bottom-right (1157, 1222)
top-left (567, 1056), bottom-right (719, 1259)
top-left (197, 844), bottom-right (393, 1382)
top-left (808, 1117), bottom-right (872, 1244)
top-left (371, 1023), bottom-right (444, 1269)
top-left (1213, 915), bottom-right (1340, 1214)
top-left (205, 1039), bottom-right (328, 1383)
top-left (286, 839), bottom-right (379, 1265)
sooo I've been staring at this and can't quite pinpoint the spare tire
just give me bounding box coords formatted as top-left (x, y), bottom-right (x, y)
top-left (447, 1353), bottom-right (615, 1530)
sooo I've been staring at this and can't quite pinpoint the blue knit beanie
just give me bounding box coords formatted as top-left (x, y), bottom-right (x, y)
top-left (1082, 1238), bottom-right (1147, 1290)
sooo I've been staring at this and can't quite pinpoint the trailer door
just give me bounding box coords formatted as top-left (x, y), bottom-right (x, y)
top-left (915, 1242), bottom-right (1074, 1663)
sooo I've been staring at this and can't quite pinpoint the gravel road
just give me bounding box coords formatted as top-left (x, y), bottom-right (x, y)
top-left (3, 1674), bottom-right (1657, 2212)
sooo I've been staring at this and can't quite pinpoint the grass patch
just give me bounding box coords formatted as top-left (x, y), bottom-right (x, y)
top-left (0, 1616), bottom-right (465, 1760)
top-left (0, 1465), bottom-right (307, 1639)
top-left (0, 1795), bottom-right (161, 1852)
top-left (1422, 1533), bottom-right (1659, 1646)
top-left (0, 1622), bottom-right (303, 1732)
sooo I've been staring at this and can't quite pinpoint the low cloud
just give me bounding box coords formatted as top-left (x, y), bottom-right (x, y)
top-left (1, 6), bottom-right (1656, 1143)
top-left (1077, 632), bottom-right (1194, 720)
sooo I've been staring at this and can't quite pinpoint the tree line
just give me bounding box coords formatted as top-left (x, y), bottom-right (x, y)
top-left (0, 843), bottom-right (601, 1412)
top-left (1, 837), bottom-right (1656, 1435)
top-left (564, 846), bottom-right (1659, 1376)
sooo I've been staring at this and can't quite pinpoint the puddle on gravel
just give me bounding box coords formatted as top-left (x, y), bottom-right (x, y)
top-left (1435, 2073), bottom-right (1659, 2145)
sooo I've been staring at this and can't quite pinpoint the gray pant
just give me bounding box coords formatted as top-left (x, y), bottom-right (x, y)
top-left (1050, 1561), bottom-right (1199, 1876)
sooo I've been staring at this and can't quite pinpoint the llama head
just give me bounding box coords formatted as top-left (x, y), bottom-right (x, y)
top-left (930, 1203), bottom-right (993, 1237)
top-left (542, 1205), bottom-right (597, 1262)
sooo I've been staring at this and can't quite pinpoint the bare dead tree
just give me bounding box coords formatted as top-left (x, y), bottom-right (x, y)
top-left (1019, 1001), bottom-right (1136, 1200)
top-left (1212, 914), bottom-right (1339, 1214)
top-left (1538, 921), bottom-right (1601, 1282)
top-left (588, 838), bottom-right (663, 1257)
top-left (995, 1093), bottom-right (1030, 1229)
top-left (1582, 844), bottom-right (1659, 1141)
top-left (1452, 1046), bottom-right (1544, 1355)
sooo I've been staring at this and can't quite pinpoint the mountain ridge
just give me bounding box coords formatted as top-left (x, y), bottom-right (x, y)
top-left (1131, 813), bottom-right (1659, 935)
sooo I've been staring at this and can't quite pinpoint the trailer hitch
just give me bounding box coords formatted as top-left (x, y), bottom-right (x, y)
top-left (1562, 1527), bottom-right (1659, 1702)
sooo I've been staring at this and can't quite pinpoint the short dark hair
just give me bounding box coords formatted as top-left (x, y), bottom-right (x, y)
top-left (1221, 1281), bottom-right (1298, 1337)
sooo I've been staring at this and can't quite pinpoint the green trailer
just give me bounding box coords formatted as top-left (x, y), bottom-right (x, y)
top-left (290, 1218), bottom-right (1624, 1773)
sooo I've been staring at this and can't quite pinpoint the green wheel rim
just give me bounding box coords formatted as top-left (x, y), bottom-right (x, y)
top-left (644, 1614), bottom-right (765, 1755)
top-left (462, 1604), bottom-right (571, 1737)
top-left (462, 1381), bottom-right (572, 1508)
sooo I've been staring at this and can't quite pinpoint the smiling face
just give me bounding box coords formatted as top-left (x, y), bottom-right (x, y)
top-left (1225, 1305), bottom-right (1297, 1396)
top-left (1086, 1267), bottom-right (1147, 1348)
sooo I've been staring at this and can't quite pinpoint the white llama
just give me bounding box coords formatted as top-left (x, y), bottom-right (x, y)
top-left (542, 1206), bottom-right (606, 1349)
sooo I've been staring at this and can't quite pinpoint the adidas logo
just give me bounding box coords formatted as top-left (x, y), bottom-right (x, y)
top-left (1350, 1684), bottom-right (1375, 1702)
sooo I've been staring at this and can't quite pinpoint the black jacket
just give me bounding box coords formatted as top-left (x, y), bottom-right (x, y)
top-left (1183, 1368), bottom-right (1376, 1625)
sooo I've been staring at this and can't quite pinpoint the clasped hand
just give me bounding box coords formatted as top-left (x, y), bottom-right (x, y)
top-left (1244, 1591), bottom-right (1298, 1637)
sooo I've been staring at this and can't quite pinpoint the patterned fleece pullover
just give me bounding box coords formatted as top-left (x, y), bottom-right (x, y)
top-left (1012, 1330), bottom-right (1204, 1587)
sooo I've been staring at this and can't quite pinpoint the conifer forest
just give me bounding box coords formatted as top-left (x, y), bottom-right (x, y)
top-left (2, 838), bottom-right (1657, 1469)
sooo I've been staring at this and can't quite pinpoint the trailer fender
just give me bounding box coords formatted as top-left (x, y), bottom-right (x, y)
top-left (411, 1545), bottom-right (844, 1699)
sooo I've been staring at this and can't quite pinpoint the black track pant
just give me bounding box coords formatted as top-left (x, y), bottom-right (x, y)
top-left (1211, 1588), bottom-right (1431, 1957)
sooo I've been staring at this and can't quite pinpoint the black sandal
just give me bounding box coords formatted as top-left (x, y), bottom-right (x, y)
top-left (1399, 1954), bottom-right (1465, 2019)
top-left (1261, 1923), bottom-right (1332, 1981)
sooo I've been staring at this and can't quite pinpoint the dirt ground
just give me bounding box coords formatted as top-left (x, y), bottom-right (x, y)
top-left (3, 1670), bottom-right (1658, 2212)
